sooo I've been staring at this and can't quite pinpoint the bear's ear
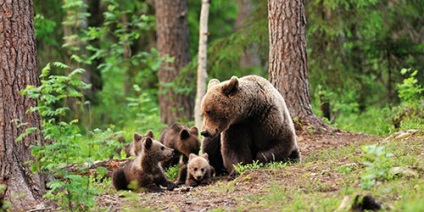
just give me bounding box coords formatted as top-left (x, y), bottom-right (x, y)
top-left (222, 76), bottom-right (239, 97)
top-left (207, 79), bottom-right (220, 91)
top-left (134, 133), bottom-right (142, 142)
top-left (189, 153), bottom-right (197, 161)
top-left (180, 129), bottom-right (190, 140)
top-left (189, 126), bottom-right (198, 136)
top-left (145, 130), bottom-right (154, 139)
top-left (144, 137), bottom-right (153, 150)
top-left (201, 153), bottom-right (209, 160)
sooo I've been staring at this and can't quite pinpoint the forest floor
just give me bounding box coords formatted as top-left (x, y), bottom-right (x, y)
top-left (49, 129), bottom-right (424, 211)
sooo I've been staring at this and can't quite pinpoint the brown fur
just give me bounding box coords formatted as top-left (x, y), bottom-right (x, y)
top-left (185, 153), bottom-right (214, 187)
top-left (159, 124), bottom-right (201, 184)
top-left (202, 136), bottom-right (226, 175)
top-left (124, 130), bottom-right (154, 157)
top-left (112, 131), bottom-right (176, 192)
top-left (200, 75), bottom-right (300, 180)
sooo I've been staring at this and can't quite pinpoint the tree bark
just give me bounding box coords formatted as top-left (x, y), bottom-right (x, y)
top-left (0, 0), bottom-right (46, 210)
top-left (194, 0), bottom-right (210, 131)
top-left (267, 0), bottom-right (331, 133)
top-left (156, 0), bottom-right (193, 125)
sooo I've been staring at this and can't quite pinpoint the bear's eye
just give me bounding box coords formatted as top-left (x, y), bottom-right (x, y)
top-left (201, 168), bottom-right (205, 172)
top-left (161, 146), bottom-right (165, 151)
top-left (194, 168), bottom-right (198, 172)
top-left (205, 110), bottom-right (212, 115)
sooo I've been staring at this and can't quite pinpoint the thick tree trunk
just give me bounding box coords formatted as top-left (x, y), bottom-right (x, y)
top-left (194, 0), bottom-right (210, 131)
top-left (0, 0), bottom-right (46, 210)
top-left (267, 0), bottom-right (331, 133)
top-left (156, 0), bottom-right (193, 125)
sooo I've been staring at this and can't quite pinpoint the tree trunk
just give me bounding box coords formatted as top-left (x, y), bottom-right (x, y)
top-left (0, 0), bottom-right (46, 210)
top-left (267, 0), bottom-right (331, 133)
top-left (194, 0), bottom-right (210, 131)
top-left (156, 0), bottom-right (193, 125)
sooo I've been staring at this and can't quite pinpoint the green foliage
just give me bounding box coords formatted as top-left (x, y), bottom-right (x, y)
top-left (187, 0), bottom-right (238, 57)
top-left (397, 69), bottom-right (424, 105)
top-left (360, 145), bottom-right (395, 190)
top-left (189, 0), bottom-right (267, 81)
top-left (390, 69), bottom-right (424, 132)
top-left (333, 68), bottom-right (424, 135)
top-left (82, 128), bottom-right (125, 162)
top-left (124, 85), bottom-right (166, 134)
top-left (234, 160), bottom-right (289, 175)
top-left (334, 106), bottom-right (395, 136)
top-left (21, 62), bottom-right (98, 210)
top-left (34, 14), bottom-right (58, 46)
top-left (165, 165), bottom-right (181, 181)
top-left (264, 161), bottom-right (287, 169)
top-left (306, 0), bottom-right (424, 133)
top-left (82, 0), bottom-right (162, 128)
top-left (234, 160), bottom-right (263, 174)
top-left (19, 63), bottom-right (126, 210)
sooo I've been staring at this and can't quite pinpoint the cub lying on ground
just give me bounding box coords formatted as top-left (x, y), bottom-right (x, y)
top-left (185, 153), bottom-right (214, 187)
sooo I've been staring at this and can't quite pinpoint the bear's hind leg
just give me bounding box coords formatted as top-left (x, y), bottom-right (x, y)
top-left (112, 169), bottom-right (128, 190)
top-left (255, 142), bottom-right (300, 164)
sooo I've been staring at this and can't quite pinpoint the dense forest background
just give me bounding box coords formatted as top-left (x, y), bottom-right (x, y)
top-left (34, 0), bottom-right (423, 137)
top-left (1, 0), bottom-right (422, 210)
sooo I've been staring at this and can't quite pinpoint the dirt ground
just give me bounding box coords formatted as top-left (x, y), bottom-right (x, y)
top-left (93, 130), bottom-right (378, 211)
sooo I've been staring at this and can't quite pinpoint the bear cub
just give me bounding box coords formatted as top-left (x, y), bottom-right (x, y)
top-left (125, 130), bottom-right (154, 157)
top-left (160, 124), bottom-right (201, 184)
top-left (112, 131), bottom-right (177, 192)
top-left (185, 153), bottom-right (214, 187)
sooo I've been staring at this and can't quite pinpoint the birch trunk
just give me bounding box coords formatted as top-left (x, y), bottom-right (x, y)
top-left (194, 0), bottom-right (210, 131)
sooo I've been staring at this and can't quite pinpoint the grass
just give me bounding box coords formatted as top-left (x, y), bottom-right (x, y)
top-left (94, 131), bottom-right (423, 211)
top-left (210, 132), bottom-right (424, 211)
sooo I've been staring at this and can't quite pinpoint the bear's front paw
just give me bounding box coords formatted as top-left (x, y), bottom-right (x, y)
top-left (174, 179), bottom-right (185, 185)
top-left (186, 179), bottom-right (199, 187)
top-left (166, 182), bottom-right (177, 191)
top-left (144, 184), bottom-right (163, 193)
top-left (227, 171), bottom-right (239, 181)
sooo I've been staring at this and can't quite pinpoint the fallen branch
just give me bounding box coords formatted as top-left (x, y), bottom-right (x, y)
top-left (58, 158), bottom-right (130, 178)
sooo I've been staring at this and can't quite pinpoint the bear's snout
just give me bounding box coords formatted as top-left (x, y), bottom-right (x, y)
top-left (200, 131), bottom-right (211, 137)
top-left (195, 175), bottom-right (203, 180)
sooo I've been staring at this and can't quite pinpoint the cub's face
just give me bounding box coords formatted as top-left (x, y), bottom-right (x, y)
top-left (178, 126), bottom-right (201, 157)
top-left (188, 153), bottom-right (210, 181)
top-left (201, 77), bottom-right (240, 138)
top-left (144, 137), bottom-right (174, 162)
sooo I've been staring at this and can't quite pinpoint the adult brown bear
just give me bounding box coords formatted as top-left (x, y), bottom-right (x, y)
top-left (200, 75), bottom-right (300, 179)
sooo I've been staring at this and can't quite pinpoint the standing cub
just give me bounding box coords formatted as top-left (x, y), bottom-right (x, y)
top-left (112, 132), bottom-right (176, 192)
top-left (185, 153), bottom-right (214, 187)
